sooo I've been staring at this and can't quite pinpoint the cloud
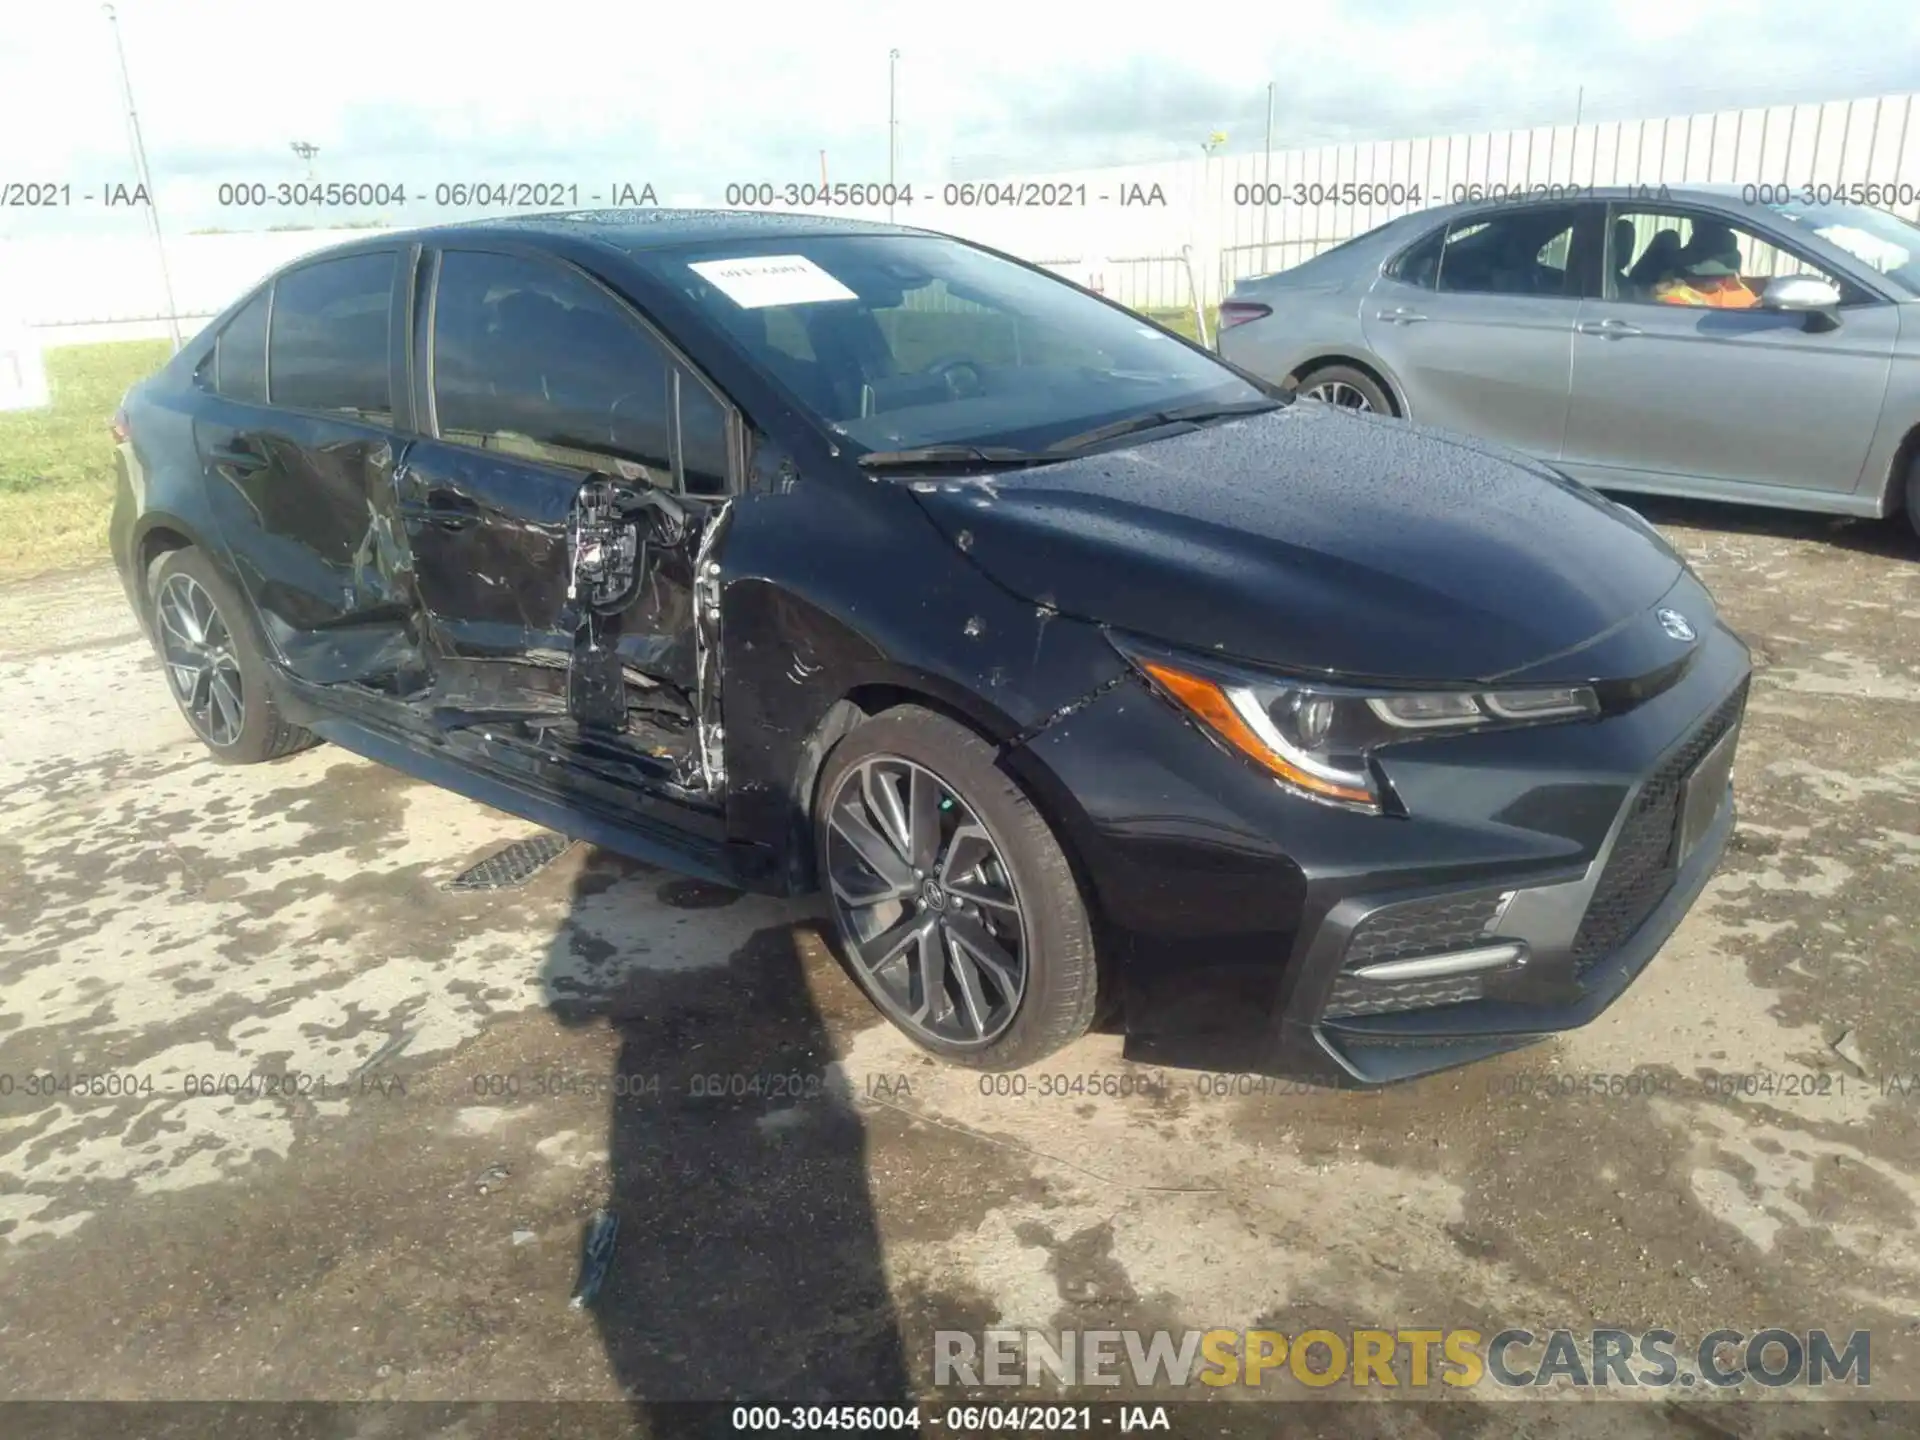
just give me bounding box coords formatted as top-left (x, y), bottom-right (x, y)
top-left (1, 0), bottom-right (1914, 235)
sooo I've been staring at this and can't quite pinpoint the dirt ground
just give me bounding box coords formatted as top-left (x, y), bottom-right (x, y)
top-left (2, 498), bottom-right (1918, 1437)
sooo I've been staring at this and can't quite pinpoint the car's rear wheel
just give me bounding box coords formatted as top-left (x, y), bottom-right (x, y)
top-left (813, 705), bottom-right (1098, 1070)
top-left (1905, 451), bottom-right (1920, 543)
top-left (148, 547), bottom-right (316, 764)
top-left (1297, 363), bottom-right (1394, 416)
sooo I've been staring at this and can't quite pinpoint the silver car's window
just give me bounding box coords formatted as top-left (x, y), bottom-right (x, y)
top-left (1604, 208), bottom-right (1853, 307)
top-left (637, 234), bottom-right (1262, 453)
top-left (1399, 207), bottom-right (1583, 297)
top-left (1763, 202), bottom-right (1920, 298)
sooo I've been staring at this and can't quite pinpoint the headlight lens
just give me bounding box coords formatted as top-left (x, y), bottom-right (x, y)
top-left (1115, 637), bottom-right (1598, 814)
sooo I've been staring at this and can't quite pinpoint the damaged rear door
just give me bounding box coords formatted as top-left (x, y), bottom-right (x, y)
top-left (194, 248), bottom-right (418, 686)
top-left (399, 245), bottom-right (737, 793)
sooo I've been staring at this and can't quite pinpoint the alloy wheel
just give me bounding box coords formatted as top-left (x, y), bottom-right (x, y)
top-left (1303, 380), bottom-right (1374, 412)
top-left (155, 573), bottom-right (245, 747)
top-left (823, 756), bottom-right (1029, 1047)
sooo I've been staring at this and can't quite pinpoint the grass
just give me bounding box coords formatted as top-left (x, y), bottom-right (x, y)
top-left (1139, 306), bottom-right (1221, 345)
top-left (0, 340), bottom-right (171, 582)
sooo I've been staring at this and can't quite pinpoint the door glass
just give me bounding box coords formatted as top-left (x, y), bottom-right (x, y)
top-left (432, 249), bottom-right (673, 482)
top-left (215, 290), bottom-right (269, 404)
top-left (267, 252), bottom-right (396, 421)
top-left (1433, 208), bottom-right (1582, 296)
top-left (1389, 225), bottom-right (1447, 288)
top-left (677, 373), bottom-right (730, 496)
top-left (1607, 209), bottom-right (1847, 307)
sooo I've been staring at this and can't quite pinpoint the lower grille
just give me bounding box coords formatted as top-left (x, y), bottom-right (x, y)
top-left (1324, 890), bottom-right (1510, 1018)
top-left (1571, 679), bottom-right (1749, 979)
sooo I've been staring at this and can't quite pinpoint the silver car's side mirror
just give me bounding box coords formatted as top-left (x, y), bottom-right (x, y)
top-left (1760, 274), bottom-right (1842, 312)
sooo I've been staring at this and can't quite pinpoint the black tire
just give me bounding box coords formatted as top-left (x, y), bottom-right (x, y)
top-left (147, 547), bottom-right (317, 764)
top-left (1295, 363), bottom-right (1395, 417)
top-left (1905, 451), bottom-right (1920, 544)
top-left (813, 705), bottom-right (1099, 1070)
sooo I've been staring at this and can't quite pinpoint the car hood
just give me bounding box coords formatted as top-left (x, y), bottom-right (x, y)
top-left (905, 404), bottom-right (1687, 683)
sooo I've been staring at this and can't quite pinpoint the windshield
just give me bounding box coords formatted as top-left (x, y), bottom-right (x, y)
top-left (635, 234), bottom-right (1266, 453)
top-left (1764, 201), bottom-right (1920, 298)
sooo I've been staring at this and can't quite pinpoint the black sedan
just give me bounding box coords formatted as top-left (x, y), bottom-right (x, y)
top-left (109, 209), bottom-right (1751, 1084)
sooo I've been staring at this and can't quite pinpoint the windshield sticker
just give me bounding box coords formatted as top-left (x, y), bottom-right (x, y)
top-left (689, 255), bottom-right (858, 309)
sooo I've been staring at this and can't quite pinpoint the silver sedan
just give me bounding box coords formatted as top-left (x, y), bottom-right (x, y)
top-left (1217, 184), bottom-right (1920, 539)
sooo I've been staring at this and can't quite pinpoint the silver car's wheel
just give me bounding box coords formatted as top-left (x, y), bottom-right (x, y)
top-left (156, 572), bottom-right (246, 747)
top-left (1304, 380), bottom-right (1374, 412)
top-left (824, 755), bottom-right (1029, 1048)
top-left (1297, 364), bottom-right (1394, 417)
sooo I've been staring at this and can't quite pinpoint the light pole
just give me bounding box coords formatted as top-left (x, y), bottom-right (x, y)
top-left (1262, 82), bottom-right (1275, 270)
top-left (888, 49), bottom-right (900, 222)
top-left (103, 4), bottom-right (181, 352)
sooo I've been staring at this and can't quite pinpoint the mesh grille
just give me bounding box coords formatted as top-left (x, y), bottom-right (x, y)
top-left (1324, 890), bottom-right (1509, 1019)
top-left (1571, 680), bottom-right (1748, 979)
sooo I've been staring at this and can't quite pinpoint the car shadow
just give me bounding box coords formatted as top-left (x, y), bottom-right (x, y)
top-left (537, 844), bottom-right (915, 1425)
top-left (1612, 491), bottom-right (1920, 561)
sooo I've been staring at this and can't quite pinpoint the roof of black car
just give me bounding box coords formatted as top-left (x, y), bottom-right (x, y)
top-left (444, 208), bottom-right (927, 252)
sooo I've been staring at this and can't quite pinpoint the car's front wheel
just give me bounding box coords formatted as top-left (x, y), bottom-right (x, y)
top-left (148, 547), bottom-right (316, 764)
top-left (813, 705), bottom-right (1099, 1070)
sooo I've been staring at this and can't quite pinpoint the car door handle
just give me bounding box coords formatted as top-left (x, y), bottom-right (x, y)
top-left (208, 444), bottom-right (266, 474)
top-left (1375, 307), bottom-right (1428, 324)
top-left (1575, 318), bottom-right (1643, 338)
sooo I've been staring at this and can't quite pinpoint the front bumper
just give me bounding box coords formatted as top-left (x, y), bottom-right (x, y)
top-left (1008, 605), bottom-right (1752, 1086)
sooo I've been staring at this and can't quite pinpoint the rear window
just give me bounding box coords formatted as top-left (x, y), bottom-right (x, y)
top-left (214, 290), bottom-right (269, 405)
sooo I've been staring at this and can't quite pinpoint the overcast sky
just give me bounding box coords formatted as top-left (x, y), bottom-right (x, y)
top-left (3, 0), bottom-right (1917, 234)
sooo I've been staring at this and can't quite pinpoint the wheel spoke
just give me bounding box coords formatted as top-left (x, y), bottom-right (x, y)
top-left (853, 910), bottom-right (925, 978)
top-left (862, 762), bottom-right (914, 865)
top-left (172, 587), bottom-right (207, 645)
top-left (938, 823), bottom-right (995, 886)
top-left (159, 603), bottom-right (197, 652)
top-left (946, 880), bottom-right (1020, 915)
top-left (912, 921), bottom-right (948, 1025)
top-left (907, 766), bottom-right (943, 871)
top-left (828, 798), bottom-right (916, 896)
top-left (943, 925), bottom-right (992, 1038)
top-left (210, 671), bottom-right (243, 740)
top-left (944, 912), bottom-right (1020, 999)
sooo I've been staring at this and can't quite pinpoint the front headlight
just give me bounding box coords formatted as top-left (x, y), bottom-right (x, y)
top-left (1113, 636), bottom-right (1598, 814)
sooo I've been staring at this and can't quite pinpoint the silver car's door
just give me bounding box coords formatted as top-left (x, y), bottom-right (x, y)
top-left (1561, 203), bottom-right (1895, 499)
top-left (1360, 202), bottom-right (1596, 459)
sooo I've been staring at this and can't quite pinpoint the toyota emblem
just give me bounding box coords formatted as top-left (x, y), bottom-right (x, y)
top-left (1657, 608), bottom-right (1696, 642)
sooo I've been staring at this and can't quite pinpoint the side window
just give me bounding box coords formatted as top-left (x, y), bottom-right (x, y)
top-left (1391, 225), bottom-right (1447, 289)
top-left (432, 249), bottom-right (675, 481)
top-left (676, 374), bottom-right (730, 497)
top-left (1606, 208), bottom-right (1851, 307)
top-left (267, 252), bottom-right (396, 421)
top-left (1432, 207), bottom-right (1582, 296)
top-left (214, 290), bottom-right (269, 404)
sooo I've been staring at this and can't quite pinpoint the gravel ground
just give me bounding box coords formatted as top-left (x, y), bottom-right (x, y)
top-left (1, 500), bottom-right (1917, 1436)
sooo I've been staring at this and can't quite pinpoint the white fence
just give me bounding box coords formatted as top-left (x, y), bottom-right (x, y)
top-left (6, 90), bottom-right (1918, 343)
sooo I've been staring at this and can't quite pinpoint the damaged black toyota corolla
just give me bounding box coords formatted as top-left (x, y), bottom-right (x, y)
top-left (110, 210), bottom-right (1751, 1084)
